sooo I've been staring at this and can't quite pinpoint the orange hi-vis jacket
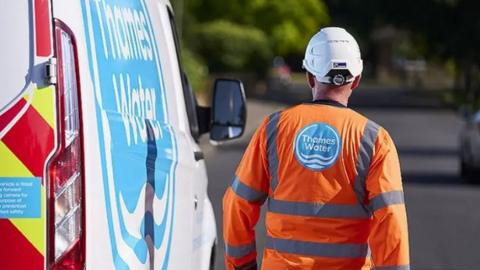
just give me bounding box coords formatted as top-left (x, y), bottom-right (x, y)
top-left (223, 100), bottom-right (410, 270)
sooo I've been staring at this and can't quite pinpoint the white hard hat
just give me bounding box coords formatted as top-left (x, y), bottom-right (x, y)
top-left (303, 27), bottom-right (363, 85)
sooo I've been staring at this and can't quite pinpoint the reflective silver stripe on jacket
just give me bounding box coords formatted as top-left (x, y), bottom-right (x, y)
top-left (266, 112), bottom-right (281, 191)
top-left (225, 242), bottom-right (256, 258)
top-left (268, 198), bottom-right (371, 218)
top-left (231, 176), bottom-right (267, 203)
top-left (265, 236), bottom-right (369, 258)
top-left (353, 120), bottom-right (380, 212)
top-left (374, 265), bottom-right (410, 270)
top-left (369, 190), bottom-right (405, 212)
top-left (267, 191), bottom-right (404, 218)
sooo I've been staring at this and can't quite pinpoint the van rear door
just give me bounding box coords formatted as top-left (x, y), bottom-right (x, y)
top-left (0, 0), bottom-right (55, 269)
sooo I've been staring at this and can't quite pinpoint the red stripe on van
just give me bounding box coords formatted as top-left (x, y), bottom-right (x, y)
top-left (0, 99), bottom-right (27, 133)
top-left (1, 106), bottom-right (54, 178)
top-left (0, 220), bottom-right (43, 270)
top-left (34, 0), bottom-right (52, 57)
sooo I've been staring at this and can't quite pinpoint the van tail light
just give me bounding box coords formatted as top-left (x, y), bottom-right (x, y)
top-left (47, 20), bottom-right (85, 270)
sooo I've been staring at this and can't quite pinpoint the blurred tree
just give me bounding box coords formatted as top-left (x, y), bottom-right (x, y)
top-left (326, 0), bottom-right (480, 97)
top-left (429, 0), bottom-right (480, 96)
top-left (170, 0), bottom-right (330, 93)
top-left (181, 47), bottom-right (209, 92)
top-left (173, 0), bottom-right (329, 64)
top-left (186, 0), bottom-right (329, 55)
top-left (247, 0), bottom-right (330, 55)
top-left (192, 20), bottom-right (271, 74)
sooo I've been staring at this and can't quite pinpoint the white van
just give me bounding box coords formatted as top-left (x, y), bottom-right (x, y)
top-left (0, 0), bottom-right (246, 269)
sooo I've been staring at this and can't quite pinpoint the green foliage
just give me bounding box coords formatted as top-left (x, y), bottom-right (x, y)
top-left (181, 47), bottom-right (208, 93)
top-left (326, 0), bottom-right (480, 64)
top-left (327, 0), bottom-right (480, 98)
top-left (193, 20), bottom-right (271, 75)
top-left (184, 0), bottom-right (329, 55)
top-left (171, 0), bottom-right (330, 79)
top-left (394, 34), bottom-right (428, 60)
top-left (247, 0), bottom-right (330, 55)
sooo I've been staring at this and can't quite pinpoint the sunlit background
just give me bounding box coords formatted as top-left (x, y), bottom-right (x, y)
top-left (171, 0), bottom-right (480, 107)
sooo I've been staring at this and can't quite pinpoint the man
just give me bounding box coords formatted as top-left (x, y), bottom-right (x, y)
top-left (223, 27), bottom-right (410, 270)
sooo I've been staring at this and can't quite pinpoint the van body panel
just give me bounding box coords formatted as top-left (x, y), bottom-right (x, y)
top-left (150, 3), bottom-right (217, 268)
top-left (0, 1), bottom-right (56, 270)
top-left (1, 0), bottom-right (216, 269)
top-left (78, 0), bottom-right (185, 268)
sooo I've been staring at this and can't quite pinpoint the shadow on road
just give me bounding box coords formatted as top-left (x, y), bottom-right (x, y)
top-left (398, 147), bottom-right (458, 157)
top-left (396, 146), bottom-right (478, 185)
top-left (402, 172), bottom-right (465, 185)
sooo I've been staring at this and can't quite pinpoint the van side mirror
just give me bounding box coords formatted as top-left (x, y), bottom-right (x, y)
top-left (210, 79), bottom-right (247, 141)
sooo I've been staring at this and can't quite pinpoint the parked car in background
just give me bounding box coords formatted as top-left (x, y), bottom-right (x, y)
top-left (460, 110), bottom-right (480, 180)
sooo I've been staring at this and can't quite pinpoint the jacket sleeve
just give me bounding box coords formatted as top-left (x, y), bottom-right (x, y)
top-left (366, 129), bottom-right (410, 269)
top-left (223, 118), bottom-right (270, 270)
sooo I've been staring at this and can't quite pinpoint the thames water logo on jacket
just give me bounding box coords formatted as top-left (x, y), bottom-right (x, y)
top-left (294, 123), bottom-right (342, 171)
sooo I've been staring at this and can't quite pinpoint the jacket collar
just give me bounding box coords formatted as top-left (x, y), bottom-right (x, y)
top-left (308, 99), bottom-right (347, 108)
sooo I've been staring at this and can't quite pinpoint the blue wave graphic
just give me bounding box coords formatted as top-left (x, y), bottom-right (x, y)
top-left (294, 123), bottom-right (342, 171)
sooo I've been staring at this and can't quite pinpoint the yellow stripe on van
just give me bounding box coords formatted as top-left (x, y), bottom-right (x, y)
top-left (10, 186), bottom-right (46, 255)
top-left (29, 86), bottom-right (55, 128)
top-left (0, 142), bottom-right (33, 177)
top-left (0, 142), bottom-right (44, 254)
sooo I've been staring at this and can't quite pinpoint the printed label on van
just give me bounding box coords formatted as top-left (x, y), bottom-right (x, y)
top-left (0, 177), bottom-right (41, 218)
top-left (82, 0), bottom-right (177, 268)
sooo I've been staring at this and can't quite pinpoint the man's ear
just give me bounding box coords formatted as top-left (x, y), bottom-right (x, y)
top-left (351, 75), bottom-right (361, 90)
top-left (307, 72), bottom-right (316, 89)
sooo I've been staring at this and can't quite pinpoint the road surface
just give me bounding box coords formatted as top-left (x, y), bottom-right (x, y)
top-left (201, 87), bottom-right (480, 270)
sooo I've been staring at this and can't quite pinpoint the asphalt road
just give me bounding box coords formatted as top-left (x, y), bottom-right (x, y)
top-left (201, 86), bottom-right (480, 270)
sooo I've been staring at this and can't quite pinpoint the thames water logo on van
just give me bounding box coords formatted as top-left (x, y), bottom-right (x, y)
top-left (294, 123), bottom-right (342, 171)
top-left (82, 0), bottom-right (177, 269)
